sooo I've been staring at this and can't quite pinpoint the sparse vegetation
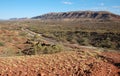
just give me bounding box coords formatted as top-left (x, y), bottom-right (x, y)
top-left (22, 43), bottom-right (64, 55)
top-left (21, 35), bottom-right (64, 55)
top-left (27, 21), bottom-right (120, 50)
top-left (0, 20), bottom-right (120, 57)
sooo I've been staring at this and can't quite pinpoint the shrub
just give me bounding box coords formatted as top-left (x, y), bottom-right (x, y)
top-left (0, 42), bottom-right (5, 46)
top-left (22, 42), bottom-right (64, 55)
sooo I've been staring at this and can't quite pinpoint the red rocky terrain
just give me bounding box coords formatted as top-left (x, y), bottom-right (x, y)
top-left (0, 48), bottom-right (119, 76)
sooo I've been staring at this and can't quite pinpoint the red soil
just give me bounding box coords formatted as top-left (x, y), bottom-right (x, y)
top-left (0, 50), bottom-right (119, 76)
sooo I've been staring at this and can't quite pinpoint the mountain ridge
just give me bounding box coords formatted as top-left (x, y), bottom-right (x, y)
top-left (32, 11), bottom-right (120, 20)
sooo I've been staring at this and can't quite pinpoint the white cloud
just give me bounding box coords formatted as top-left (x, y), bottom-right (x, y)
top-left (90, 7), bottom-right (108, 11)
top-left (62, 1), bottom-right (73, 5)
top-left (112, 6), bottom-right (120, 8)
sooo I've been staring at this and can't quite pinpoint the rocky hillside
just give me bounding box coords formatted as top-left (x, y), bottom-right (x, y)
top-left (32, 11), bottom-right (120, 20)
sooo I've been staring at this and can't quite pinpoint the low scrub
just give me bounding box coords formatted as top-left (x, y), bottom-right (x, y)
top-left (21, 38), bottom-right (64, 55)
top-left (0, 42), bottom-right (5, 46)
top-left (28, 25), bottom-right (120, 50)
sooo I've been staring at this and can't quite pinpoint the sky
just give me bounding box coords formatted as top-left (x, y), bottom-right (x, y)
top-left (0, 0), bottom-right (120, 19)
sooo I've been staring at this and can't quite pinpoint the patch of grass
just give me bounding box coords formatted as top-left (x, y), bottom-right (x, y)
top-left (0, 48), bottom-right (16, 57)
top-left (19, 32), bottom-right (27, 36)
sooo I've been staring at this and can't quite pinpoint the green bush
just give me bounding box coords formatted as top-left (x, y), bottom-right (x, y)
top-left (22, 42), bottom-right (64, 55)
top-left (0, 42), bottom-right (5, 46)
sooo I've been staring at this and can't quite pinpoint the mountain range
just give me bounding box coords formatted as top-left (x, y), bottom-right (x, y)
top-left (32, 11), bottom-right (120, 20)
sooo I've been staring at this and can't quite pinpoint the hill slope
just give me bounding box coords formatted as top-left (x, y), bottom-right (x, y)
top-left (0, 50), bottom-right (120, 76)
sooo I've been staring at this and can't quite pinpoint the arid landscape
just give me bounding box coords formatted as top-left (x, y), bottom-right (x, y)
top-left (0, 10), bottom-right (119, 76)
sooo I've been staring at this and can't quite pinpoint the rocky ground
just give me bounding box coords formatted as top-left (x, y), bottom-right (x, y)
top-left (0, 48), bottom-right (119, 76)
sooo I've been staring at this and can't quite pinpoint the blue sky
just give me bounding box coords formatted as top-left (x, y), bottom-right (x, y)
top-left (0, 0), bottom-right (120, 19)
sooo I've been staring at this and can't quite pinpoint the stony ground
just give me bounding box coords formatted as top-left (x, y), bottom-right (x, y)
top-left (0, 49), bottom-right (119, 76)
